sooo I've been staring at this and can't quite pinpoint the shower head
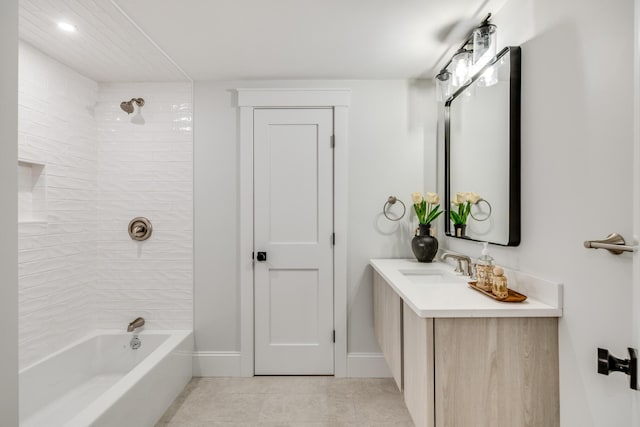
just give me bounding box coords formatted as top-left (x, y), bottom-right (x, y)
top-left (120, 98), bottom-right (145, 114)
top-left (120, 101), bottom-right (134, 114)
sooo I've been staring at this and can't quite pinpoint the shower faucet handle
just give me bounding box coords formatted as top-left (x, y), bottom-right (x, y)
top-left (132, 224), bottom-right (146, 236)
top-left (128, 217), bottom-right (153, 241)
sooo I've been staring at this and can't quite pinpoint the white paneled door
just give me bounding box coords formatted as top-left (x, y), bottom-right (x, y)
top-left (253, 108), bottom-right (334, 375)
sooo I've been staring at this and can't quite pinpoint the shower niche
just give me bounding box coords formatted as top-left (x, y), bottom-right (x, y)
top-left (18, 160), bottom-right (46, 223)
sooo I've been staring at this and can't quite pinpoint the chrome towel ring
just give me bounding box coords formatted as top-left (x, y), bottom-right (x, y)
top-left (383, 196), bottom-right (406, 221)
top-left (470, 198), bottom-right (492, 222)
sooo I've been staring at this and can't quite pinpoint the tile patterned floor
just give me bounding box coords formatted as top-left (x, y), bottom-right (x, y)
top-left (156, 377), bottom-right (415, 426)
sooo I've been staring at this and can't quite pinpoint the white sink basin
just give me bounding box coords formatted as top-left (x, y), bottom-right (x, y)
top-left (400, 269), bottom-right (466, 285)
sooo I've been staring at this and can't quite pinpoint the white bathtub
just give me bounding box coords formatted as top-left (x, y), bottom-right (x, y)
top-left (19, 330), bottom-right (193, 427)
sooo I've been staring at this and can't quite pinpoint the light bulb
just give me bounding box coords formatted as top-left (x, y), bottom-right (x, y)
top-left (451, 50), bottom-right (472, 87)
top-left (57, 22), bottom-right (77, 33)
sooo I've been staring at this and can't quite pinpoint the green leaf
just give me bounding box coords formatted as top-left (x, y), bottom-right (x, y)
top-left (427, 210), bottom-right (443, 223)
top-left (425, 203), bottom-right (443, 224)
top-left (455, 201), bottom-right (468, 223)
top-left (414, 201), bottom-right (428, 223)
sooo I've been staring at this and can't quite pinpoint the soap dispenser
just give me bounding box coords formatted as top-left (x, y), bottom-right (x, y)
top-left (475, 242), bottom-right (495, 291)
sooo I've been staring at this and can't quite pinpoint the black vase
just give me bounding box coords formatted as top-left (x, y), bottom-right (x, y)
top-left (411, 223), bottom-right (439, 263)
top-left (454, 224), bottom-right (467, 237)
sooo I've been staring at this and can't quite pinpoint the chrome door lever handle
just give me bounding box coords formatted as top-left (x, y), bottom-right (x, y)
top-left (584, 233), bottom-right (636, 255)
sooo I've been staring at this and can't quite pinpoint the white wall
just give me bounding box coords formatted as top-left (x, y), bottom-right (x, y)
top-left (194, 80), bottom-right (435, 360)
top-left (94, 82), bottom-right (193, 330)
top-left (0, 0), bottom-right (18, 424)
top-left (18, 41), bottom-right (99, 369)
top-left (441, 0), bottom-right (635, 425)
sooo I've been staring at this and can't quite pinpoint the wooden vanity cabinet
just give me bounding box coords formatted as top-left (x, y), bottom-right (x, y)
top-left (402, 302), bottom-right (434, 427)
top-left (373, 271), bottom-right (403, 390)
top-left (374, 271), bottom-right (560, 427)
top-left (433, 315), bottom-right (559, 427)
top-left (402, 304), bottom-right (559, 427)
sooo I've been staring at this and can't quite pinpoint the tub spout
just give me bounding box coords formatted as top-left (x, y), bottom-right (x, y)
top-left (127, 317), bottom-right (145, 332)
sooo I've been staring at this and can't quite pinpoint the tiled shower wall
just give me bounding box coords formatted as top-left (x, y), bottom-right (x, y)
top-left (17, 43), bottom-right (193, 369)
top-left (18, 42), bottom-right (99, 369)
top-left (94, 83), bottom-right (193, 331)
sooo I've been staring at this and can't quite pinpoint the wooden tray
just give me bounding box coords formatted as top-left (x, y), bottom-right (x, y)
top-left (468, 281), bottom-right (527, 302)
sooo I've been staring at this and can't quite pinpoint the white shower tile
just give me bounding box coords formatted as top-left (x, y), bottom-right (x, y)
top-left (95, 82), bottom-right (193, 334)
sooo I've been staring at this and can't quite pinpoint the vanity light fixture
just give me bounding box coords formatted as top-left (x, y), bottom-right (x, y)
top-left (435, 13), bottom-right (498, 101)
top-left (57, 21), bottom-right (77, 33)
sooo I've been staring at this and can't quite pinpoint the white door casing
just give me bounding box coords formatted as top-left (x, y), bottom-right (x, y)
top-left (633, 0), bottom-right (640, 421)
top-left (253, 108), bottom-right (334, 374)
top-left (237, 88), bottom-right (350, 377)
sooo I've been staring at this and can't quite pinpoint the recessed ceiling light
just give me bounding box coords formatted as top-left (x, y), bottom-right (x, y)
top-left (57, 22), bottom-right (77, 33)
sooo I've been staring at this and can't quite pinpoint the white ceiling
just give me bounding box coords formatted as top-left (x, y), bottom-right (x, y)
top-left (114, 0), bottom-right (494, 80)
top-left (19, 0), bottom-right (188, 82)
top-left (19, 0), bottom-right (502, 82)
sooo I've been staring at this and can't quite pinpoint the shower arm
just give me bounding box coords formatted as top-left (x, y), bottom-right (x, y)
top-left (129, 98), bottom-right (145, 107)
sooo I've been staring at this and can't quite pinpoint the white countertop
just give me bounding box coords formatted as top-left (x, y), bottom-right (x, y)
top-left (370, 259), bottom-right (563, 318)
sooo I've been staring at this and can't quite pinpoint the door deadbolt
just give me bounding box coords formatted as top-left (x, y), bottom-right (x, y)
top-left (256, 252), bottom-right (267, 262)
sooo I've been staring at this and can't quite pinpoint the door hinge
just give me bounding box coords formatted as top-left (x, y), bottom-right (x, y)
top-left (330, 135), bottom-right (335, 148)
top-left (331, 233), bottom-right (335, 246)
top-left (251, 251), bottom-right (254, 260)
top-left (332, 330), bottom-right (336, 343)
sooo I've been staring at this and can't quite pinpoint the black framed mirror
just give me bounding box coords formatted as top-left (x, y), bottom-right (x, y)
top-left (444, 46), bottom-right (521, 246)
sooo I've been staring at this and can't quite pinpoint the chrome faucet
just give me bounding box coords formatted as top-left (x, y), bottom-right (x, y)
top-left (441, 252), bottom-right (473, 276)
top-left (127, 317), bottom-right (145, 332)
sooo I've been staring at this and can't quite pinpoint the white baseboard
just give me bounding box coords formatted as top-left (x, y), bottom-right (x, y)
top-left (346, 352), bottom-right (392, 378)
top-left (193, 351), bottom-right (390, 378)
top-left (192, 351), bottom-right (241, 377)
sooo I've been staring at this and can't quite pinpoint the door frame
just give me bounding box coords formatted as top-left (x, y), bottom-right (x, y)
top-left (633, 0), bottom-right (640, 422)
top-left (237, 88), bottom-right (351, 377)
